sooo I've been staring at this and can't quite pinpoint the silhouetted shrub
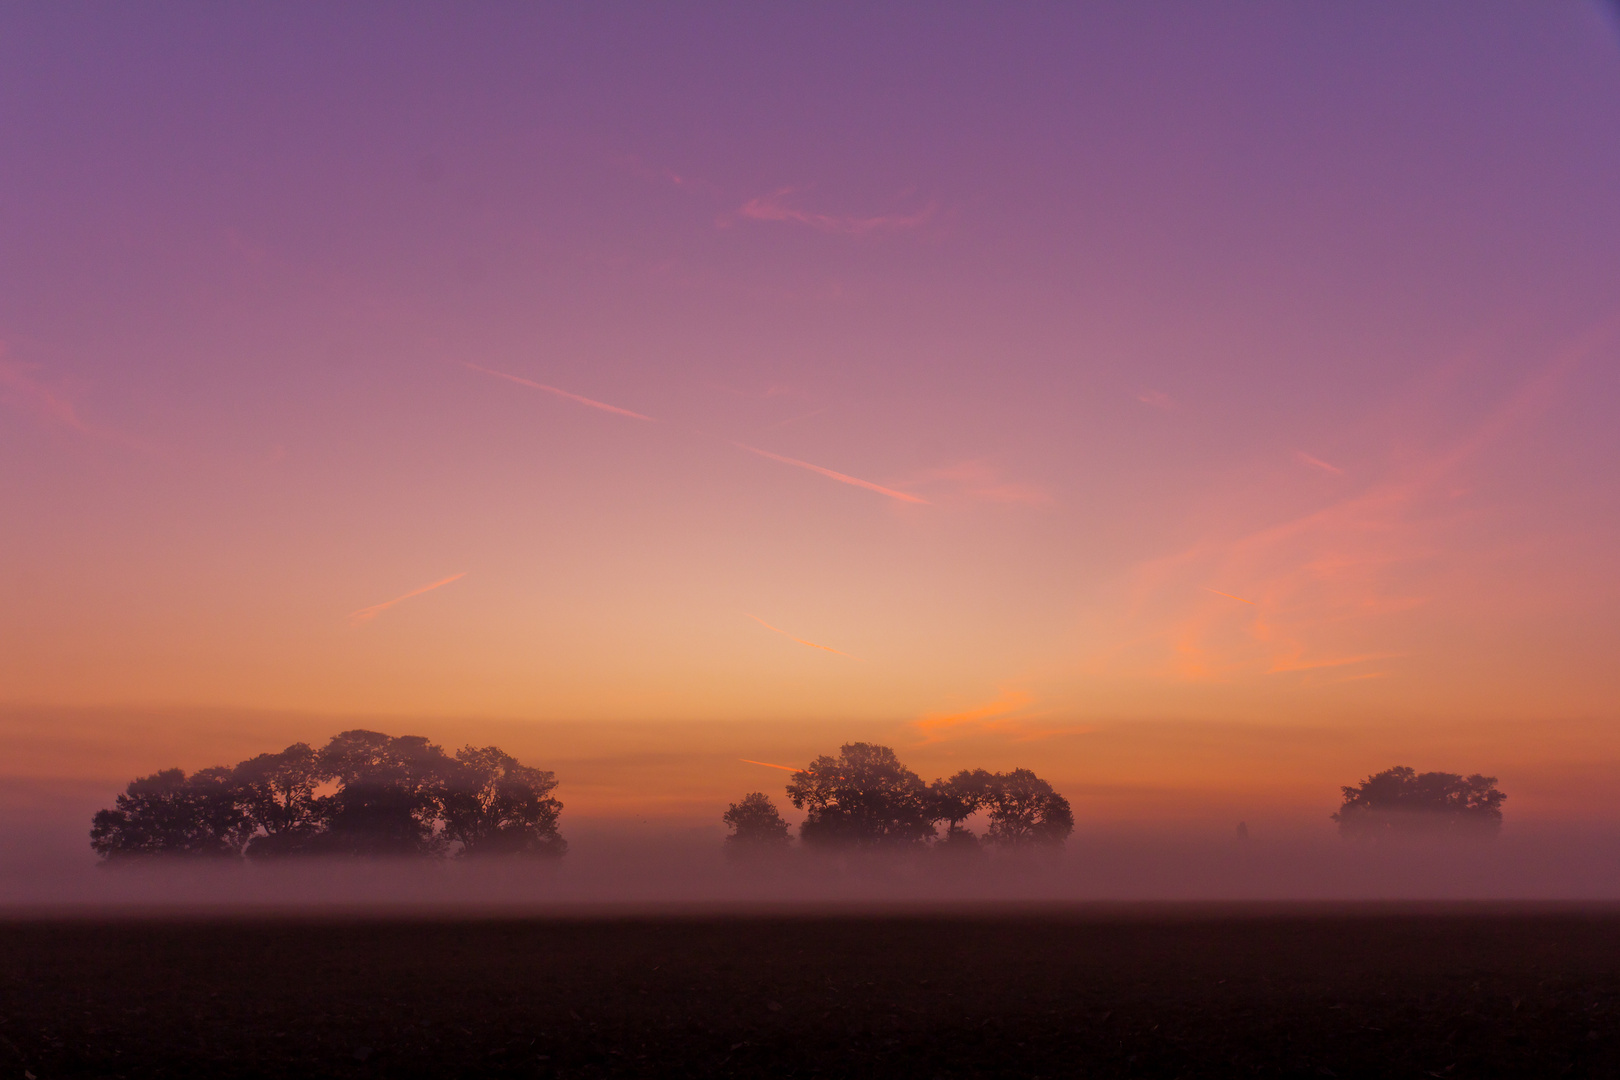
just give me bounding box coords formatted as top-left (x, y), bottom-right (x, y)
top-left (1334, 766), bottom-right (1505, 837)
top-left (722, 792), bottom-right (792, 856)
top-left (90, 730), bottom-right (566, 860)
top-left (788, 743), bottom-right (937, 848)
top-left (982, 768), bottom-right (1074, 848)
top-left (441, 746), bottom-right (566, 857)
top-left (90, 767), bottom-right (253, 860)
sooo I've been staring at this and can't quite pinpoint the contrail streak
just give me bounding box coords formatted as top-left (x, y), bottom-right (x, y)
top-left (744, 612), bottom-right (855, 658)
top-left (731, 441), bottom-right (927, 504)
top-left (740, 758), bottom-right (802, 773)
top-left (349, 572), bottom-right (467, 625)
top-left (461, 361), bottom-right (653, 420)
top-left (1201, 587), bottom-right (1257, 606)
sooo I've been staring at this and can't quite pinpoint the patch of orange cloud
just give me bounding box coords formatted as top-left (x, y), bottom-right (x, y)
top-left (739, 758), bottom-right (802, 773)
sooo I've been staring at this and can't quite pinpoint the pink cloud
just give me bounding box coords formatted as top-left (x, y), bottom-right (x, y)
top-left (732, 441), bottom-right (928, 504)
top-left (1296, 451), bottom-right (1345, 475)
top-left (461, 362), bottom-right (654, 421)
top-left (1137, 389), bottom-right (1177, 411)
top-left (732, 188), bottom-right (937, 235)
top-left (348, 572), bottom-right (466, 626)
top-left (0, 349), bottom-right (93, 435)
top-left (916, 461), bottom-right (1052, 506)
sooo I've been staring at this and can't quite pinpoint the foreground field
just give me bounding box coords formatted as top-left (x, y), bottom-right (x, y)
top-left (2, 907), bottom-right (1618, 1078)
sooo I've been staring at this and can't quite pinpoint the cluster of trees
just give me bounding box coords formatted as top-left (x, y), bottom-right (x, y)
top-left (90, 730), bottom-right (565, 861)
top-left (1333, 766), bottom-right (1506, 837)
top-left (723, 743), bottom-right (1074, 854)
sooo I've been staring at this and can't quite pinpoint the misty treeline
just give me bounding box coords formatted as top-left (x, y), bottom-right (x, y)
top-left (1334, 766), bottom-right (1505, 837)
top-left (723, 743), bottom-right (1074, 855)
top-left (90, 730), bottom-right (564, 861)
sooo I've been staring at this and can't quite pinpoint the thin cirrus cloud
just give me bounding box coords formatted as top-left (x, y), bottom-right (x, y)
top-left (460, 361), bottom-right (654, 421)
top-left (0, 354), bottom-right (92, 434)
top-left (731, 441), bottom-right (928, 504)
top-left (1108, 325), bottom-right (1610, 686)
top-left (1296, 451), bottom-right (1345, 475)
top-left (743, 613), bottom-right (855, 658)
top-left (915, 461), bottom-right (1052, 506)
top-left (739, 758), bottom-right (803, 774)
top-left (348, 572), bottom-right (467, 626)
top-left (732, 188), bottom-right (937, 235)
top-left (1136, 389), bottom-right (1178, 411)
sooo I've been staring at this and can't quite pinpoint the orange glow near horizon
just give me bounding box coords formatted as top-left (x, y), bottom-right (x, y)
top-left (2, 4), bottom-right (1620, 835)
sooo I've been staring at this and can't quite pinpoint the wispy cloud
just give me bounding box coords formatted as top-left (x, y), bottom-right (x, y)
top-left (914, 461), bottom-right (1052, 506)
top-left (348, 572), bottom-right (467, 626)
top-left (1137, 389), bottom-right (1177, 411)
top-left (913, 690), bottom-right (1093, 744)
top-left (0, 350), bottom-right (93, 435)
top-left (732, 441), bottom-right (928, 504)
top-left (739, 758), bottom-right (802, 774)
top-left (744, 613), bottom-right (855, 658)
top-left (1296, 451), bottom-right (1344, 475)
top-left (461, 362), bottom-right (653, 421)
top-left (732, 188), bottom-right (937, 236)
top-left (1104, 323), bottom-right (1613, 685)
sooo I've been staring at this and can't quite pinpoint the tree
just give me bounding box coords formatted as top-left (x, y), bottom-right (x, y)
top-left (928, 768), bottom-right (996, 844)
top-left (90, 767), bottom-right (253, 860)
top-left (982, 769), bottom-right (1074, 849)
top-left (441, 745), bottom-right (566, 857)
top-left (722, 792), bottom-right (792, 855)
top-left (1334, 766), bottom-right (1505, 837)
top-left (787, 743), bottom-right (936, 848)
top-left (315, 730), bottom-right (452, 856)
top-left (233, 742), bottom-right (326, 858)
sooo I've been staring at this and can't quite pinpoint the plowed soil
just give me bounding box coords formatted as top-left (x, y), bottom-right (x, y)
top-left (2, 907), bottom-right (1618, 1077)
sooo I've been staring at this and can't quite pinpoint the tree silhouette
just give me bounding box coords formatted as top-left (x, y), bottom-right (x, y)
top-left (316, 730), bottom-right (452, 856)
top-left (1334, 766), bottom-right (1505, 837)
top-left (928, 768), bottom-right (996, 844)
top-left (787, 743), bottom-right (936, 848)
top-left (91, 729), bottom-right (568, 861)
top-left (90, 767), bottom-right (253, 860)
top-left (441, 746), bottom-right (566, 857)
top-left (722, 792), bottom-right (792, 855)
top-left (982, 768), bottom-right (1074, 848)
top-left (232, 743), bottom-right (325, 858)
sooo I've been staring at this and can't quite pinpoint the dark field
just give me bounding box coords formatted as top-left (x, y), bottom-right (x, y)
top-left (4, 908), bottom-right (1620, 1078)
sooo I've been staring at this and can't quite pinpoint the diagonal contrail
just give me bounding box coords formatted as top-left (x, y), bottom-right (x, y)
top-left (732, 441), bottom-right (927, 504)
top-left (462, 361), bottom-right (653, 420)
top-left (739, 758), bottom-right (802, 773)
top-left (349, 572), bottom-right (467, 625)
top-left (744, 612), bottom-right (855, 658)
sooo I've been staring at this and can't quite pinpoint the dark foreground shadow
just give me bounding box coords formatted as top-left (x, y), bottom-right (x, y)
top-left (2, 905), bottom-right (1619, 1078)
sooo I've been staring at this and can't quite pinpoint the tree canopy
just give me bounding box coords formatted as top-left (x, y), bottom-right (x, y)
top-left (758, 744), bottom-right (1073, 852)
top-left (89, 730), bottom-right (565, 861)
top-left (721, 792), bottom-right (792, 854)
top-left (1333, 766), bottom-right (1505, 837)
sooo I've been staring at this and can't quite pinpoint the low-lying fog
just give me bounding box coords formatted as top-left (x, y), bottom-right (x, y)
top-left (8, 816), bottom-right (1620, 911)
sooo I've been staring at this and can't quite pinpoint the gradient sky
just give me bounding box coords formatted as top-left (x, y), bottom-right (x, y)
top-left (3, 3), bottom-right (1619, 826)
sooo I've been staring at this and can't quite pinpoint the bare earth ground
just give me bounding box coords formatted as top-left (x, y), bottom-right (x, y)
top-left (2, 908), bottom-right (1619, 1078)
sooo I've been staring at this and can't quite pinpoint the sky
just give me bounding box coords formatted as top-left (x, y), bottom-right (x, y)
top-left (3, 3), bottom-right (1619, 831)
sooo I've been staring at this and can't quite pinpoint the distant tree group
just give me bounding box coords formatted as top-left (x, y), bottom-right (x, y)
top-left (724, 743), bottom-right (1074, 854)
top-left (90, 730), bottom-right (565, 861)
top-left (1333, 766), bottom-right (1505, 837)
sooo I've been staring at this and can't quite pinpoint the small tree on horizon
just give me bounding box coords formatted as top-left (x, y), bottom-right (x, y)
top-left (1334, 766), bottom-right (1505, 837)
top-left (722, 792), bottom-right (792, 855)
top-left (787, 743), bottom-right (936, 848)
top-left (90, 767), bottom-right (254, 860)
top-left (929, 768), bottom-right (996, 845)
top-left (982, 768), bottom-right (1074, 849)
top-left (232, 742), bottom-right (326, 858)
top-left (441, 745), bottom-right (566, 857)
